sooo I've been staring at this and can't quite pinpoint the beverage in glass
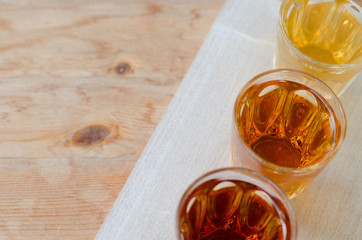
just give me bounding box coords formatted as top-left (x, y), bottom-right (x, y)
top-left (232, 69), bottom-right (346, 198)
top-left (275, 0), bottom-right (362, 95)
top-left (177, 168), bottom-right (296, 240)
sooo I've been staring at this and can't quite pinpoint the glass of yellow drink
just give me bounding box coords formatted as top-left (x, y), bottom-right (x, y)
top-left (274, 0), bottom-right (362, 95)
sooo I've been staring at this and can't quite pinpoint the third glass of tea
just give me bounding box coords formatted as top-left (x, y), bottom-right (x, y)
top-left (177, 168), bottom-right (296, 240)
top-left (231, 69), bottom-right (346, 199)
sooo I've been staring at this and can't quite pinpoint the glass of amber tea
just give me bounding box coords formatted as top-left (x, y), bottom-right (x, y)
top-left (274, 0), bottom-right (362, 96)
top-left (177, 168), bottom-right (296, 240)
top-left (231, 69), bottom-right (346, 199)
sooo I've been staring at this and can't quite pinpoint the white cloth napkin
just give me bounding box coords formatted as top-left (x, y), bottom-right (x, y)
top-left (96, 0), bottom-right (362, 239)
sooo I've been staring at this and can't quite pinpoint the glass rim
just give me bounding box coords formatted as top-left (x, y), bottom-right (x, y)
top-left (176, 167), bottom-right (297, 240)
top-left (233, 69), bottom-right (347, 175)
top-left (278, 0), bottom-right (362, 70)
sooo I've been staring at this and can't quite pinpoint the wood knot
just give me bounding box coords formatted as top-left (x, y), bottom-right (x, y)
top-left (115, 62), bottom-right (133, 76)
top-left (71, 125), bottom-right (111, 147)
top-left (147, 4), bottom-right (163, 14)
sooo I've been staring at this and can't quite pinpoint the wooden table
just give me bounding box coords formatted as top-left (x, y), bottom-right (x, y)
top-left (0, 1), bottom-right (224, 239)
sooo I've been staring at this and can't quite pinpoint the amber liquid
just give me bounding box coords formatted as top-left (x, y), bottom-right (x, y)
top-left (178, 179), bottom-right (291, 240)
top-left (286, 0), bottom-right (362, 65)
top-left (235, 80), bottom-right (340, 168)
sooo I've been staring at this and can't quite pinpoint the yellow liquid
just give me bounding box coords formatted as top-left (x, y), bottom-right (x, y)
top-left (285, 0), bottom-right (362, 65)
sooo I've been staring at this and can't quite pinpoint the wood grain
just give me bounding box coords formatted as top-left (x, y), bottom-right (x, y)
top-left (0, 0), bottom-right (224, 239)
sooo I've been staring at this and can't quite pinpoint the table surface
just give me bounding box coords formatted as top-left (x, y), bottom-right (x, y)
top-left (0, 0), bottom-right (224, 239)
top-left (95, 0), bottom-right (362, 239)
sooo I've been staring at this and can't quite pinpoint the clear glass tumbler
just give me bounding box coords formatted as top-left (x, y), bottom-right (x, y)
top-left (231, 69), bottom-right (346, 199)
top-left (274, 0), bottom-right (362, 96)
top-left (177, 168), bottom-right (296, 240)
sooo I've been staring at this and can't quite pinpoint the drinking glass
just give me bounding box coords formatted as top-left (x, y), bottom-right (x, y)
top-left (176, 168), bottom-right (296, 240)
top-left (274, 0), bottom-right (362, 96)
top-left (231, 69), bottom-right (346, 198)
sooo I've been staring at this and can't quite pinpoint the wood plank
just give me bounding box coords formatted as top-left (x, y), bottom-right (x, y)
top-left (0, 76), bottom-right (171, 158)
top-left (0, 157), bottom-right (133, 239)
top-left (95, 0), bottom-right (362, 239)
top-left (0, 0), bottom-right (222, 78)
top-left (0, 0), bottom-right (224, 239)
